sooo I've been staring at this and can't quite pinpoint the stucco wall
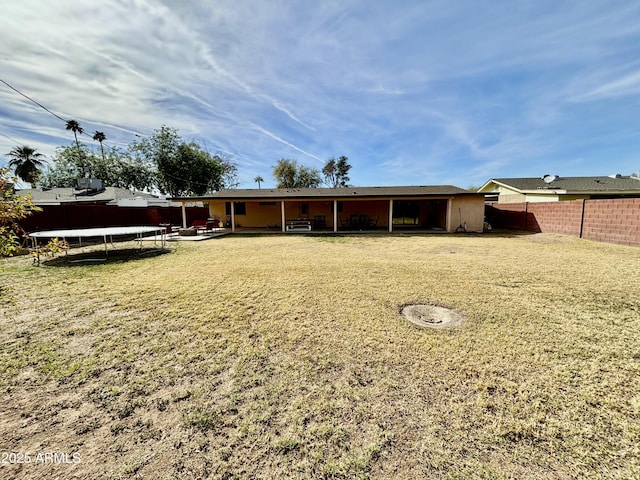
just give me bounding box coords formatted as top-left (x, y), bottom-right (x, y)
top-left (206, 195), bottom-right (485, 234)
top-left (450, 196), bottom-right (485, 233)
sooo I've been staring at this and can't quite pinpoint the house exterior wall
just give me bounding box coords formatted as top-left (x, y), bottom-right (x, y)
top-left (482, 184), bottom-right (527, 203)
top-left (208, 201), bottom-right (283, 228)
top-left (209, 199), bottom-right (392, 229)
top-left (450, 196), bottom-right (484, 232)
top-left (199, 193), bottom-right (485, 234)
top-left (339, 200), bottom-right (389, 228)
top-left (207, 201), bottom-right (227, 223)
top-left (556, 194), bottom-right (590, 201)
top-left (245, 202), bottom-right (282, 227)
top-left (284, 201), bottom-right (334, 227)
top-left (524, 194), bottom-right (561, 202)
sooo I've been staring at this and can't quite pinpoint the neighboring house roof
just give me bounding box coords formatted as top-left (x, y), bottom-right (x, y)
top-left (480, 175), bottom-right (640, 194)
top-left (17, 187), bottom-right (163, 206)
top-left (171, 185), bottom-right (478, 201)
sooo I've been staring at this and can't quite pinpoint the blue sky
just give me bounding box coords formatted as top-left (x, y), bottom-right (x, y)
top-left (1, 0), bottom-right (640, 189)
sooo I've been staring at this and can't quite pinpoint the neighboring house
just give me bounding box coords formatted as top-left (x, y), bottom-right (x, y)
top-left (16, 181), bottom-right (208, 232)
top-left (170, 185), bottom-right (485, 233)
top-left (479, 174), bottom-right (640, 204)
top-left (17, 184), bottom-right (174, 207)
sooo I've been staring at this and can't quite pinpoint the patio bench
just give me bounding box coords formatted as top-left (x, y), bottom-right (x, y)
top-left (286, 219), bottom-right (312, 232)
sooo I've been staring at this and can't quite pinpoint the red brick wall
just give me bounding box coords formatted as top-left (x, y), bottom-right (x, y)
top-left (487, 198), bottom-right (640, 247)
top-left (19, 205), bottom-right (210, 232)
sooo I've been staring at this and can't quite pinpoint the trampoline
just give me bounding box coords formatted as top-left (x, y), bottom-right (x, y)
top-left (29, 226), bottom-right (167, 264)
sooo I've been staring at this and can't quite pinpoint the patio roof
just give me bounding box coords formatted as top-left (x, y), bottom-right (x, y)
top-left (170, 185), bottom-right (477, 202)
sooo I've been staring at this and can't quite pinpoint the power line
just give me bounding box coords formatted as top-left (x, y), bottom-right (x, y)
top-left (0, 77), bottom-right (120, 150)
top-left (0, 77), bottom-right (233, 190)
top-left (0, 77), bottom-right (68, 123)
top-left (0, 130), bottom-right (21, 146)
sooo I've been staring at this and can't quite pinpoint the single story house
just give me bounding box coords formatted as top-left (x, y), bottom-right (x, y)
top-left (16, 181), bottom-right (208, 232)
top-left (18, 184), bottom-right (173, 207)
top-left (479, 174), bottom-right (640, 204)
top-left (170, 185), bottom-right (485, 233)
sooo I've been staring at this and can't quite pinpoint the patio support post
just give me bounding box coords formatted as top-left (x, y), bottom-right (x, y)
top-left (333, 200), bottom-right (338, 232)
top-left (230, 202), bottom-right (236, 233)
top-left (445, 198), bottom-right (452, 232)
top-left (388, 199), bottom-right (394, 233)
top-left (181, 203), bottom-right (187, 229)
top-left (281, 201), bottom-right (286, 232)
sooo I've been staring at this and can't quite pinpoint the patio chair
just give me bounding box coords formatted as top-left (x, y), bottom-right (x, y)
top-left (192, 219), bottom-right (208, 234)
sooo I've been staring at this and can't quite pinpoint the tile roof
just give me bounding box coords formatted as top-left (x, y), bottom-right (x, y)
top-left (488, 176), bottom-right (640, 193)
top-left (171, 185), bottom-right (476, 201)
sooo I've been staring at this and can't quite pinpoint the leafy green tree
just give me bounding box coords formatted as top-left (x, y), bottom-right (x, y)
top-left (129, 126), bottom-right (232, 196)
top-left (273, 159), bottom-right (297, 188)
top-left (322, 156), bottom-right (351, 188)
top-left (39, 145), bottom-right (155, 191)
top-left (175, 143), bottom-right (225, 195)
top-left (297, 165), bottom-right (323, 188)
top-left (220, 156), bottom-right (239, 190)
top-left (93, 131), bottom-right (107, 162)
top-left (272, 159), bottom-right (322, 188)
top-left (38, 145), bottom-right (86, 188)
top-left (7, 145), bottom-right (45, 187)
top-left (0, 167), bottom-right (41, 256)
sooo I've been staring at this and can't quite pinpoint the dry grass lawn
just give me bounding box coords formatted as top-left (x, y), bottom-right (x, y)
top-left (1, 232), bottom-right (639, 479)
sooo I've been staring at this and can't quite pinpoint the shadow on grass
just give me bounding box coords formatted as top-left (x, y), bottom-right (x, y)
top-left (41, 247), bottom-right (173, 267)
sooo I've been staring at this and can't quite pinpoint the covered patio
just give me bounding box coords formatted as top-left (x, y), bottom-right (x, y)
top-left (170, 186), bottom-right (485, 234)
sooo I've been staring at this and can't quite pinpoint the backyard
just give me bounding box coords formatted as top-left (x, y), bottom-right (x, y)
top-left (0, 232), bottom-right (638, 479)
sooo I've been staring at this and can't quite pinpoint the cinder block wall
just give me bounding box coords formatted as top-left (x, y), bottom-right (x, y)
top-left (527, 201), bottom-right (583, 236)
top-left (582, 198), bottom-right (640, 246)
top-left (487, 198), bottom-right (640, 247)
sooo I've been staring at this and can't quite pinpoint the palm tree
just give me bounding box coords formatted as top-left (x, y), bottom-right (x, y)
top-left (93, 131), bottom-right (106, 162)
top-left (254, 175), bottom-right (264, 189)
top-left (66, 119), bottom-right (87, 176)
top-left (7, 145), bottom-right (45, 187)
top-left (65, 119), bottom-right (84, 155)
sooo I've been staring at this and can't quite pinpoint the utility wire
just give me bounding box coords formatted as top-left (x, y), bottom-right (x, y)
top-left (0, 77), bottom-right (68, 123)
top-left (0, 76), bottom-right (119, 150)
top-left (0, 130), bottom-right (21, 146)
top-left (1, 77), bottom-right (231, 191)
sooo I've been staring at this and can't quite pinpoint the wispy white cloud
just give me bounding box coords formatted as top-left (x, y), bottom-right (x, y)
top-left (570, 69), bottom-right (640, 101)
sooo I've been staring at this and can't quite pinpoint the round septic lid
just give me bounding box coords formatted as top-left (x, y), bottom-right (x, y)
top-left (400, 304), bottom-right (464, 328)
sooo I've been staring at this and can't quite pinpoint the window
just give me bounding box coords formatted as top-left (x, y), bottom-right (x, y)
top-left (225, 202), bottom-right (246, 215)
top-left (392, 201), bottom-right (419, 225)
